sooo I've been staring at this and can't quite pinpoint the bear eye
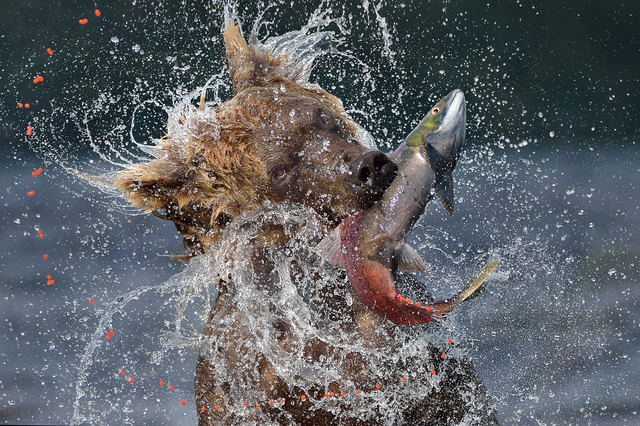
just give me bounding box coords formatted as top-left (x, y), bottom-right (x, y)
top-left (431, 107), bottom-right (440, 116)
top-left (271, 165), bottom-right (289, 180)
top-left (316, 108), bottom-right (338, 129)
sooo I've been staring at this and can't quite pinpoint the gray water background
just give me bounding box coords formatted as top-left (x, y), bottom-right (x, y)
top-left (1, 0), bottom-right (639, 424)
top-left (2, 142), bottom-right (638, 424)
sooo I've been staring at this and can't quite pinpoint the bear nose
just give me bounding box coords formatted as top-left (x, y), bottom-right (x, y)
top-left (349, 150), bottom-right (397, 191)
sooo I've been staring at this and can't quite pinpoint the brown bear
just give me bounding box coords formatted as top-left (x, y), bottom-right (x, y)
top-left (113, 22), bottom-right (496, 425)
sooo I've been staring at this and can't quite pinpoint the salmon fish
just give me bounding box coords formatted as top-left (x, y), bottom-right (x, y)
top-left (319, 89), bottom-right (499, 325)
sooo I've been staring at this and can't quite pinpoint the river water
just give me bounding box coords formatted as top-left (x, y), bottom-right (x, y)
top-left (2, 141), bottom-right (637, 424)
top-left (1, 0), bottom-right (638, 424)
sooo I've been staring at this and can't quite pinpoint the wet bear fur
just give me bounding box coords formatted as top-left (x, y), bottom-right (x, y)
top-left (114, 22), bottom-right (497, 425)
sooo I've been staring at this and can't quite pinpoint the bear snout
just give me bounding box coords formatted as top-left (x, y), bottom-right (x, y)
top-left (348, 150), bottom-right (397, 195)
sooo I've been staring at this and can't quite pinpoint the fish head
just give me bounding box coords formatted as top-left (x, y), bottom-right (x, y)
top-left (421, 89), bottom-right (466, 178)
top-left (401, 89), bottom-right (466, 174)
top-left (400, 89), bottom-right (466, 214)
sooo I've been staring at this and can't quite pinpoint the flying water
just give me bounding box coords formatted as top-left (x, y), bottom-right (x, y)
top-left (3, 0), bottom-right (636, 424)
top-left (63, 3), bottom-right (499, 423)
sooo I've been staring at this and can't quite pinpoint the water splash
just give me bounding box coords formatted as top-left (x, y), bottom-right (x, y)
top-left (6, 0), bottom-right (633, 424)
top-left (63, 5), bottom-right (499, 421)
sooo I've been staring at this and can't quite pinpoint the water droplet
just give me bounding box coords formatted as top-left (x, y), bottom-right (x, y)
top-left (110, 37), bottom-right (119, 44)
top-left (549, 131), bottom-right (554, 137)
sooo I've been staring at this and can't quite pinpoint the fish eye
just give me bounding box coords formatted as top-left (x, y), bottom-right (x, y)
top-left (431, 107), bottom-right (440, 116)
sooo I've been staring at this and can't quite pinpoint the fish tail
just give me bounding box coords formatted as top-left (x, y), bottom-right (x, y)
top-left (455, 257), bottom-right (500, 303)
top-left (431, 257), bottom-right (501, 316)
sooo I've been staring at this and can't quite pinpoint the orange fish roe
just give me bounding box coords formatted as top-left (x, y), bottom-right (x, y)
top-left (32, 168), bottom-right (43, 177)
top-left (33, 76), bottom-right (44, 84)
top-left (27, 126), bottom-right (33, 136)
top-left (95, 9), bottom-right (101, 17)
top-left (47, 48), bottom-right (54, 56)
top-left (18, 103), bottom-right (24, 108)
top-left (79, 18), bottom-right (88, 25)
top-left (27, 191), bottom-right (35, 196)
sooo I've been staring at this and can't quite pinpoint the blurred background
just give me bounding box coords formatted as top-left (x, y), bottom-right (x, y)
top-left (1, 0), bottom-right (638, 424)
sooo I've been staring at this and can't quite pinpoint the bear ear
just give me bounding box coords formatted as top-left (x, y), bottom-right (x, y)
top-left (223, 23), bottom-right (251, 93)
top-left (223, 24), bottom-right (283, 94)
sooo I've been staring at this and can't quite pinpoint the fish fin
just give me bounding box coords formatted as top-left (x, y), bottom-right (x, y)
top-left (435, 173), bottom-right (455, 215)
top-left (316, 225), bottom-right (346, 268)
top-left (396, 243), bottom-right (428, 273)
top-left (455, 257), bottom-right (501, 304)
top-left (359, 234), bottom-right (387, 255)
